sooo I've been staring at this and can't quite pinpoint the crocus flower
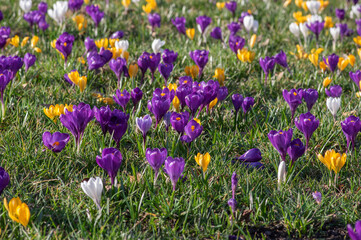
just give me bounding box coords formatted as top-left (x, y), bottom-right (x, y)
top-left (349, 70), bottom-right (361, 91)
top-left (87, 48), bottom-right (112, 70)
top-left (217, 86), bottom-right (228, 102)
top-left (149, 53), bottom-right (161, 82)
top-left (4, 197), bottom-right (30, 227)
top-left (85, 5), bottom-right (104, 28)
top-left (196, 15), bottom-right (212, 35)
top-left (225, 1), bottom-right (237, 15)
top-left (295, 112), bottom-right (319, 150)
top-left (146, 148), bottom-right (167, 184)
top-left (171, 17), bottom-right (186, 35)
top-left (341, 115), bottom-right (361, 150)
top-left (189, 50), bottom-right (209, 78)
top-left (228, 198), bottom-right (237, 215)
top-left (108, 109), bottom-right (129, 148)
top-left (229, 35), bottom-right (245, 53)
top-left (305, 0), bottom-right (320, 15)
top-left (0, 167), bottom-right (9, 195)
top-left (84, 37), bottom-right (97, 53)
top-left (68, 0), bottom-right (83, 11)
top-left (93, 106), bottom-right (112, 136)
top-left (238, 11), bottom-right (250, 25)
top-left (326, 97), bottom-right (341, 121)
top-left (268, 128), bottom-right (293, 161)
top-left (277, 161), bottom-right (286, 189)
top-left (59, 102), bottom-right (94, 153)
top-left (300, 88), bottom-right (318, 112)
top-left (137, 52), bottom-right (150, 83)
top-left (20, 0), bottom-right (32, 13)
top-left (232, 94), bottom-right (243, 116)
top-left (185, 92), bottom-right (204, 117)
top-left (337, 23), bottom-right (353, 40)
top-left (148, 89), bottom-right (171, 127)
top-left (164, 157), bottom-right (185, 191)
top-left (348, 220), bottom-right (361, 240)
top-left (282, 89), bottom-right (302, 121)
top-left (323, 54), bottom-right (339, 72)
top-left (158, 63), bottom-right (173, 86)
top-left (259, 56), bottom-right (276, 85)
top-left (312, 191), bottom-right (322, 204)
top-left (287, 138), bottom-right (305, 163)
top-left (148, 13), bottom-right (161, 31)
top-left (237, 148), bottom-right (262, 162)
top-left (181, 119), bottom-right (203, 143)
top-left (170, 111), bottom-right (189, 134)
top-left (81, 177), bottom-right (103, 210)
top-left (110, 31), bottom-right (124, 39)
top-left (109, 57), bottom-right (128, 88)
top-left (242, 97), bottom-right (254, 114)
top-left (23, 53), bottom-right (36, 72)
top-left (210, 27), bottom-right (223, 41)
top-left (176, 84), bottom-right (192, 110)
top-left (131, 87), bottom-right (143, 112)
top-left (289, 22), bottom-right (300, 38)
top-left (306, 15), bottom-right (324, 42)
top-left (96, 148), bottom-right (122, 185)
top-left (56, 32), bottom-right (74, 64)
top-left (317, 149), bottom-right (346, 174)
top-left (42, 131), bottom-right (70, 152)
top-left (136, 115), bottom-right (152, 148)
top-left (195, 152), bottom-right (210, 173)
top-left (325, 85), bottom-right (342, 97)
top-left (274, 50), bottom-right (290, 73)
top-left (0, 27), bottom-right (11, 49)
top-left (0, 70), bottom-right (13, 119)
top-left (243, 15), bottom-right (259, 33)
top-left (48, 1), bottom-right (68, 25)
top-left (162, 49), bottom-right (178, 65)
top-left (227, 22), bottom-right (241, 36)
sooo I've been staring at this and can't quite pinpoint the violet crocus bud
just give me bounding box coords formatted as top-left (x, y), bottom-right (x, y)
top-left (225, 1), bottom-right (237, 15)
top-left (259, 56), bottom-right (276, 85)
top-left (171, 17), bottom-right (186, 35)
top-left (38, 1), bottom-right (48, 13)
top-left (0, 167), bottom-right (9, 195)
top-left (164, 157), bottom-right (185, 191)
top-left (242, 97), bottom-right (254, 114)
top-left (189, 50), bottom-right (209, 78)
top-left (323, 54), bottom-right (339, 73)
top-left (113, 89), bottom-right (131, 112)
top-left (227, 22), bottom-right (241, 36)
top-left (196, 15), bottom-right (212, 35)
top-left (287, 138), bottom-right (305, 163)
top-left (238, 148), bottom-right (262, 162)
top-left (341, 115), bottom-right (361, 150)
top-left (148, 13), bottom-right (161, 31)
top-left (325, 85), bottom-right (342, 98)
top-left (93, 106), bottom-right (112, 136)
top-left (294, 112), bottom-right (319, 150)
top-left (131, 87), bottom-right (143, 112)
top-left (108, 110), bottom-right (129, 148)
top-left (24, 53), bottom-right (36, 72)
top-left (85, 5), bottom-right (104, 28)
top-left (146, 148), bottom-right (167, 184)
top-left (158, 63), bottom-right (174, 86)
top-left (96, 148), bottom-right (122, 185)
top-left (268, 128), bottom-right (293, 161)
top-left (210, 27), bottom-right (223, 41)
top-left (231, 94), bottom-right (243, 115)
top-left (282, 89), bottom-right (302, 122)
top-left (335, 8), bottom-right (345, 21)
top-left (300, 88), bottom-right (318, 112)
top-left (42, 131), bottom-right (70, 153)
top-left (312, 191), bottom-right (322, 204)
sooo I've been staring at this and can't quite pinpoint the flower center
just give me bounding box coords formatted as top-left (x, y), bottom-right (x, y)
top-left (161, 93), bottom-right (165, 96)
top-left (293, 92), bottom-right (297, 96)
top-left (53, 142), bottom-right (60, 146)
top-left (191, 126), bottom-right (195, 131)
top-left (64, 42), bottom-right (67, 46)
top-left (176, 117), bottom-right (181, 121)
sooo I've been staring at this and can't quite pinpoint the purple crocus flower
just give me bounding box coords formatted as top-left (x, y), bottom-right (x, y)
top-left (170, 111), bottom-right (189, 134)
top-left (148, 89), bottom-right (171, 127)
top-left (268, 128), bottom-right (293, 161)
top-left (176, 83), bottom-right (192, 110)
top-left (282, 89), bottom-right (302, 121)
top-left (68, 0), bottom-right (83, 11)
top-left (325, 85), bottom-right (342, 97)
top-left (42, 131), bottom-right (70, 152)
top-left (109, 57), bottom-right (129, 87)
top-left (242, 97), bottom-right (254, 114)
top-left (312, 191), bottom-right (322, 204)
top-left (179, 76), bottom-right (193, 86)
top-left (348, 220), bottom-right (361, 240)
top-left (228, 198), bottom-right (237, 213)
top-left (300, 88), bottom-right (318, 112)
top-left (86, 5), bottom-right (104, 27)
top-left (185, 92), bottom-right (204, 117)
top-left (149, 53), bottom-right (161, 83)
top-left (56, 32), bottom-right (75, 64)
top-left (158, 63), bottom-right (174, 86)
top-left (162, 49), bottom-right (178, 65)
top-left (274, 50), bottom-right (290, 73)
top-left (198, 81), bottom-right (218, 114)
top-left (146, 148), bottom-right (167, 184)
top-left (217, 86), bottom-right (228, 102)
top-left (110, 31), bottom-right (124, 39)
top-left (0, 167), bottom-right (9, 195)
top-left (341, 115), bottom-right (361, 150)
top-left (306, 20), bottom-right (324, 42)
top-left (93, 105), bottom-right (112, 136)
top-left (238, 148), bottom-right (262, 162)
top-left (295, 112), bottom-right (319, 150)
top-left (180, 119), bottom-right (203, 143)
top-left (108, 109), bottom-right (129, 148)
top-left (225, 1), bottom-right (237, 15)
top-left (337, 23), bottom-right (353, 40)
top-left (356, 19), bottom-right (361, 36)
top-left (59, 102), bottom-right (94, 152)
top-left (229, 35), bottom-right (245, 53)
top-left (87, 48), bottom-right (112, 70)
top-left (38, 2), bottom-right (48, 13)
top-left (0, 70), bottom-right (13, 118)
top-left (38, 18), bottom-right (49, 31)
top-left (323, 53), bottom-right (339, 72)
top-left (335, 8), bottom-right (345, 21)
top-left (227, 22), bottom-right (241, 36)
top-left (232, 94), bottom-right (243, 115)
top-left (85, 37), bottom-right (97, 53)
top-left (113, 89), bottom-right (130, 112)
top-left (24, 53), bottom-right (36, 72)
top-left (131, 87), bottom-right (143, 112)
top-left (259, 56), bottom-right (276, 85)
top-left (164, 157), bottom-right (185, 191)
top-left (189, 50), bottom-right (209, 78)
top-left (23, 11), bottom-right (42, 27)
top-left (96, 148), bottom-right (122, 185)
top-left (196, 15), bottom-right (212, 35)
top-left (350, 70), bottom-right (361, 90)
top-left (287, 138), bottom-right (305, 163)
top-left (228, 171), bottom-right (238, 215)
top-left (136, 114), bottom-right (152, 147)
top-left (138, 52), bottom-right (150, 84)
top-left (0, 27), bottom-right (10, 49)
top-left (171, 17), bottom-right (186, 35)
top-left (210, 27), bottom-right (223, 41)
top-left (148, 13), bottom-right (161, 31)
top-left (0, 11), bottom-right (3, 22)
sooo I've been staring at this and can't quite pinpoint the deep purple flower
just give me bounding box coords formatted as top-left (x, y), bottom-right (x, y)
top-left (335, 8), bottom-right (345, 21)
top-left (59, 102), bottom-right (94, 151)
top-left (242, 97), bottom-right (254, 114)
top-left (274, 50), bottom-right (289, 70)
top-left (185, 92), bottom-right (204, 117)
top-left (238, 12), bottom-right (250, 25)
top-left (196, 15), bottom-right (212, 34)
top-left (225, 1), bottom-right (237, 15)
top-left (300, 88), bottom-right (318, 112)
top-left (0, 56), bottom-right (23, 79)
top-left (68, 0), bottom-right (83, 11)
top-left (136, 114), bottom-right (152, 145)
top-left (164, 157), bottom-right (185, 191)
top-left (217, 86), bottom-right (228, 102)
top-left (356, 19), bottom-right (361, 36)
top-left (108, 109), bottom-right (129, 148)
top-left (170, 111), bottom-right (189, 134)
top-left (337, 23), bottom-right (353, 39)
top-left (210, 27), bottom-right (223, 41)
top-left (113, 89), bottom-right (131, 112)
top-left (86, 5), bottom-right (104, 27)
top-left (259, 56), bottom-right (276, 84)
top-left (0, 70), bottom-right (13, 112)
top-left (149, 53), bottom-right (161, 82)
top-left (24, 53), bottom-right (36, 72)
top-left (23, 11), bottom-right (44, 27)
top-left (341, 115), bottom-right (361, 150)
top-left (0, 27), bottom-right (10, 49)
top-left (287, 138), bottom-right (305, 163)
top-left (93, 105), bottom-right (112, 136)
top-left (158, 63), bottom-right (174, 86)
top-left (146, 148), bottom-right (167, 183)
top-left (294, 112), bottom-right (319, 150)
top-left (38, 18), bottom-right (49, 31)
top-left (232, 94), bottom-right (243, 115)
top-left (162, 49), bottom-right (178, 65)
top-left (348, 220), bottom-right (361, 240)
top-left (325, 85), bottom-right (342, 98)
top-left (131, 87), bottom-right (143, 111)
top-left (110, 31), bottom-right (124, 39)
top-left (138, 52), bottom-right (150, 83)
top-left (189, 50), bottom-right (209, 78)
top-left (148, 13), bottom-right (161, 30)
top-left (85, 37), bottom-right (97, 53)
top-left (0, 167), bottom-right (9, 195)
top-left (56, 32), bottom-right (75, 64)
top-left (0, 11), bottom-right (3, 22)
top-left (149, 90), bottom-right (171, 127)
top-left (96, 148), bottom-right (122, 185)
top-left (198, 81), bottom-right (218, 114)
top-left (42, 131), bottom-right (70, 152)
top-left (228, 35), bottom-right (245, 53)
top-left (109, 57), bottom-right (129, 86)
top-left (306, 21), bottom-right (324, 41)
top-left (268, 128), bottom-right (293, 161)
top-left (176, 84), bottom-right (192, 110)
top-left (228, 198), bottom-right (237, 212)
top-left (227, 22), bottom-right (241, 36)
top-left (179, 76), bottom-right (193, 86)
top-left (38, 2), bottom-right (48, 13)
top-left (180, 119), bottom-right (203, 143)
top-left (350, 70), bottom-right (361, 90)
top-left (171, 17), bottom-right (186, 35)
top-left (87, 48), bottom-right (112, 70)
top-left (283, 89), bottom-right (302, 120)
top-left (323, 53), bottom-right (339, 72)
top-left (238, 148), bottom-right (262, 162)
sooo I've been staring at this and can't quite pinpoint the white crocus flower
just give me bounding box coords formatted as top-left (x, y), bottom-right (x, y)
top-left (326, 97), bottom-right (341, 120)
top-left (19, 0), bottom-right (32, 13)
top-left (299, 23), bottom-right (309, 39)
top-left (115, 40), bottom-right (129, 51)
top-left (47, 1), bottom-right (68, 25)
top-left (81, 177), bottom-right (103, 210)
top-left (152, 39), bottom-right (165, 54)
top-left (243, 15), bottom-right (254, 33)
top-left (277, 161), bottom-right (286, 190)
top-left (330, 27), bottom-right (340, 41)
top-left (289, 22), bottom-right (300, 38)
top-left (305, 1), bottom-right (321, 15)
top-left (252, 20), bottom-right (259, 33)
top-left (351, 4), bottom-right (361, 19)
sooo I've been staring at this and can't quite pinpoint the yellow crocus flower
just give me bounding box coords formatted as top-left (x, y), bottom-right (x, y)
top-left (216, 2), bottom-right (225, 9)
top-left (9, 35), bottom-right (19, 47)
top-left (109, 38), bottom-right (118, 48)
top-left (122, 50), bottom-right (129, 62)
top-left (195, 152), bottom-right (211, 173)
top-left (348, 54), bottom-right (356, 67)
top-left (173, 96), bottom-right (180, 112)
top-left (319, 61), bottom-right (327, 71)
top-left (283, 0), bottom-right (292, 7)
top-left (43, 105), bottom-right (57, 121)
top-left (95, 38), bottom-right (109, 49)
top-left (317, 150), bottom-right (346, 174)
top-left (142, 3), bottom-right (153, 14)
top-left (319, 0), bottom-right (329, 11)
top-left (209, 97), bottom-right (218, 110)
top-left (30, 36), bottom-right (42, 53)
top-left (354, 36), bottom-right (361, 46)
top-left (185, 65), bottom-right (199, 79)
top-left (295, 0), bottom-right (303, 8)
top-left (109, 47), bottom-right (122, 59)
top-left (308, 53), bottom-right (319, 67)
top-left (21, 37), bottom-right (29, 47)
top-left (290, 45), bottom-right (308, 59)
top-left (4, 197), bottom-right (30, 227)
top-left (324, 16), bottom-right (334, 28)
top-left (213, 68), bottom-right (225, 86)
top-left (338, 57), bottom-right (349, 71)
top-left (357, 49), bottom-right (361, 60)
top-left (72, 14), bottom-right (87, 31)
top-left (129, 63), bottom-right (138, 78)
top-left (167, 83), bottom-right (177, 92)
top-left (249, 34), bottom-right (257, 49)
top-left (68, 71), bottom-right (87, 92)
top-left (186, 28), bottom-right (195, 40)
top-left (323, 77), bottom-right (332, 87)
top-left (122, 0), bottom-right (131, 9)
